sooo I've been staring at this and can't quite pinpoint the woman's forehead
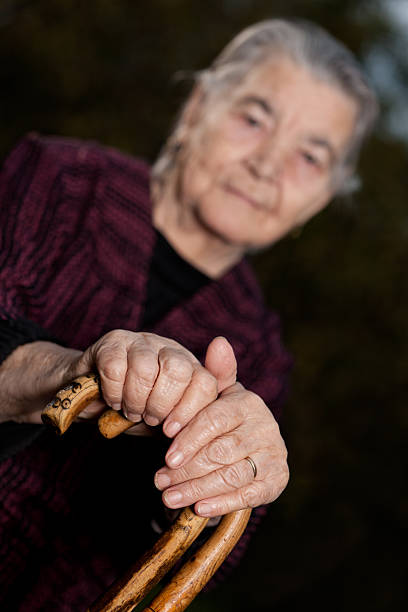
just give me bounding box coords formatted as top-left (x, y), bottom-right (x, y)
top-left (201, 55), bottom-right (357, 151)
top-left (221, 55), bottom-right (345, 111)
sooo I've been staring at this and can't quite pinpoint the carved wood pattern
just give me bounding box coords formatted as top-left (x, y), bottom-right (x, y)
top-left (41, 372), bottom-right (133, 437)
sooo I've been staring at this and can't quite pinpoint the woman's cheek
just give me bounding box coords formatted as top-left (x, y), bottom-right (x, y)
top-left (181, 156), bottom-right (216, 200)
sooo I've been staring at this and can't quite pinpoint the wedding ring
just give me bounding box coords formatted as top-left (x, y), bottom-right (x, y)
top-left (245, 456), bottom-right (257, 479)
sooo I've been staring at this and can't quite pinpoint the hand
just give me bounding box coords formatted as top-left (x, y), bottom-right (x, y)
top-left (73, 331), bottom-right (237, 432)
top-left (154, 383), bottom-right (289, 517)
top-left (0, 341), bottom-right (82, 425)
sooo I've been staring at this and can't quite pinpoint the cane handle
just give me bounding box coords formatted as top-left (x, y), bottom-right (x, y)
top-left (41, 372), bottom-right (133, 437)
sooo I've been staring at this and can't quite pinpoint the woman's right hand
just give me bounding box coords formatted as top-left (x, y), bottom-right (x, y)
top-left (0, 331), bottom-right (236, 433)
top-left (71, 331), bottom-right (237, 435)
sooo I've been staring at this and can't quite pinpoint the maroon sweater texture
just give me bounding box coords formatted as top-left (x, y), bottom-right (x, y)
top-left (0, 134), bottom-right (291, 611)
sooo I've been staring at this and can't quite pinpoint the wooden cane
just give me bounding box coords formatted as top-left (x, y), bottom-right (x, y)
top-left (42, 374), bottom-right (252, 611)
top-left (41, 372), bottom-right (136, 438)
top-left (88, 507), bottom-right (251, 612)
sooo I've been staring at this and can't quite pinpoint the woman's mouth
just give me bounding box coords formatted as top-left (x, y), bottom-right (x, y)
top-left (223, 184), bottom-right (268, 212)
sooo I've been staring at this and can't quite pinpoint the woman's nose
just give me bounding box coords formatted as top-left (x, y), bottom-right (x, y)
top-left (245, 139), bottom-right (285, 182)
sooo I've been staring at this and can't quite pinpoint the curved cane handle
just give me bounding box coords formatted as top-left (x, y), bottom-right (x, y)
top-left (41, 372), bottom-right (133, 437)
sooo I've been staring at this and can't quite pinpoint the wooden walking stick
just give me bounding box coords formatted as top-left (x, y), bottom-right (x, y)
top-left (41, 373), bottom-right (134, 438)
top-left (42, 373), bottom-right (252, 611)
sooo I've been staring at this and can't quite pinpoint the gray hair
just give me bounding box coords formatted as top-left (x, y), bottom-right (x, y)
top-left (152, 18), bottom-right (378, 196)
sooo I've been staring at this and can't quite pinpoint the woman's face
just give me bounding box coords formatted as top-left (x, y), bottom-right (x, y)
top-left (175, 55), bottom-right (358, 251)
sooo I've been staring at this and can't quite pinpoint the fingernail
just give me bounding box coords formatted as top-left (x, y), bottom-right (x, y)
top-left (144, 415), bottom-right (160, 426)
top-left (155, 472), bottom-right (171, 490)
top-left (164, 490), bottom-right (183, 507)
top-left (111, 403), bottom-right (121, 411)
top-left (126, 412), bottom-right (142, 423)
top-left (165, 421), bottom-right (181, 437)
top-left (196, 502), bottom-right (217, 517)
top-left (166, 450), bottom-right (184, 468)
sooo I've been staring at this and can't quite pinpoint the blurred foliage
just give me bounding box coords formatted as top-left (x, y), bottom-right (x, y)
top-left (0, 1), bottom-right (406, 611)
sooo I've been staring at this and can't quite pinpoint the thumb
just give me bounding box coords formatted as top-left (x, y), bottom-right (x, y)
top-left (204, 336), bottom-right (237, 393)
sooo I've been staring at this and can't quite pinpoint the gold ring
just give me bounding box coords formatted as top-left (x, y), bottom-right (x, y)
top-left (245, 456), bottom-right (257, 479)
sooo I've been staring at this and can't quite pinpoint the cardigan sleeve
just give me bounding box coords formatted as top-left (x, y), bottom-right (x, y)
top-left (0, 132), bottom-right (106, 335)
top-left (0, 316), bottom-right (57, 366)
top-left (0, 316), bottom-right (58, 460)
top-left (0, 134), bottom-right (73, 458)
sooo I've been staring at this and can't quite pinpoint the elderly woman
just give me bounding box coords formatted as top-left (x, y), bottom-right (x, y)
top-left (0, 18), bottom-right (376, 611)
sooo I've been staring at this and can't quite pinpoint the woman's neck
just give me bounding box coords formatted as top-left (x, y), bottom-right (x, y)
top-left (151, 180), bottom-right (244, 279)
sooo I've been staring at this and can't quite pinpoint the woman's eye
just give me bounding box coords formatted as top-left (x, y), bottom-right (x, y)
top-left (302, 151), bottom-right (320, 167)
top-left (243, 114), bottom-right (262, 128)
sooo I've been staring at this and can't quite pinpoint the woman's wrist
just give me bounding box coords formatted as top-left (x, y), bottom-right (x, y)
top-left (0, 341), bottom-right (82, 424)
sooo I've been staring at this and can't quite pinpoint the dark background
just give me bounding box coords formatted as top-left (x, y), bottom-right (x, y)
top-left (1, 1), bottom-right (406, 610)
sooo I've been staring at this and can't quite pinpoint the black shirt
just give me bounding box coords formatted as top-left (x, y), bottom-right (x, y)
top-left (142, 230), bottom-right (209, 328)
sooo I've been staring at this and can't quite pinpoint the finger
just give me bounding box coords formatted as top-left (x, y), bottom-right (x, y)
top-left (156, 424), bottom-right (266, 489)
top-left (122, 347), bottom-right (159, 422)
top-left (164, 384), bottom-right (249, 469)
top-left (162, 367), bottom-right (218, 438)
top-left (194, 458), bottom-right (289, 517)
top-left (92, 337), bottom-right (128, 411)
top-left (160, 452), bottom-right (268, 509)
top-left (143, 347), bottom-right (195, 425)
top-left (75, 399), bottom-right (106, 420)
top-left (204, 337), bottom-right (237, 393)
top-left (193, 481), bottom-right (268, 517)
top-left (20, 410), bottom-right (46, 424)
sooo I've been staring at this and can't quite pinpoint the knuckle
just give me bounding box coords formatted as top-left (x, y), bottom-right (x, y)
top-left (202, 443), bottom-right (219, 470)
top-left (264, 464), bottom-right (289, 503)
top-left (267, 429), bottom-right (288, 460)
top-left (207, 439), bottom-right (228, 464)
top-left (139, 331), bottom-right (156, 344)
top-left (201, 406), bottom-right (222, 436)
top-left (223, 392), bottom-right (246, 419)
top-left (184, 480), bottom-right (203, 502)
top-left (196, 370), bottom-right (218, 398)
top-left (102, 329), bottom-right (124, 343)
top-left (241, 484), bottom-right (260, 508)
top-left (175, 465), bottom-right (191, 484)
top-left (242, 389), bottom-right (261, 411)
top-left (131, 351), bottom-right (158, 388)
top-left (220, 464), bottom-right (243, 489)
top-left (208, 434), bottom-right (238, 465)
top-left (160, 349), bottom-right (193, 383)
top-left (265, 483), bottom-right (284, 504)
top-left (99, 357), bottom-right (126, 384)
top-left (196, 448), bottom-right (217, 472)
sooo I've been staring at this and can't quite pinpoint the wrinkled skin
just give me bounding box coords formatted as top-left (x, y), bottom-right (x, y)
top-left (0, 329), bottom-right (288, 518)
top-left (73, 330), bottom-right (289, 518)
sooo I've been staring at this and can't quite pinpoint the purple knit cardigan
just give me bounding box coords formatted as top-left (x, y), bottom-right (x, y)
top-left (0, 134), bottom-right (291, 611)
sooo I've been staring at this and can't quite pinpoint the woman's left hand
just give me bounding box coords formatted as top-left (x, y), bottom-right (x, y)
top-left (154, 382), bottom-right (289, 517)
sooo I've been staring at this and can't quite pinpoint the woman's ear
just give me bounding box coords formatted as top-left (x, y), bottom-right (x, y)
top-left (180, 84), bottom-right (205, 130)
top-left (171, 85), bottom-right (206, 150)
